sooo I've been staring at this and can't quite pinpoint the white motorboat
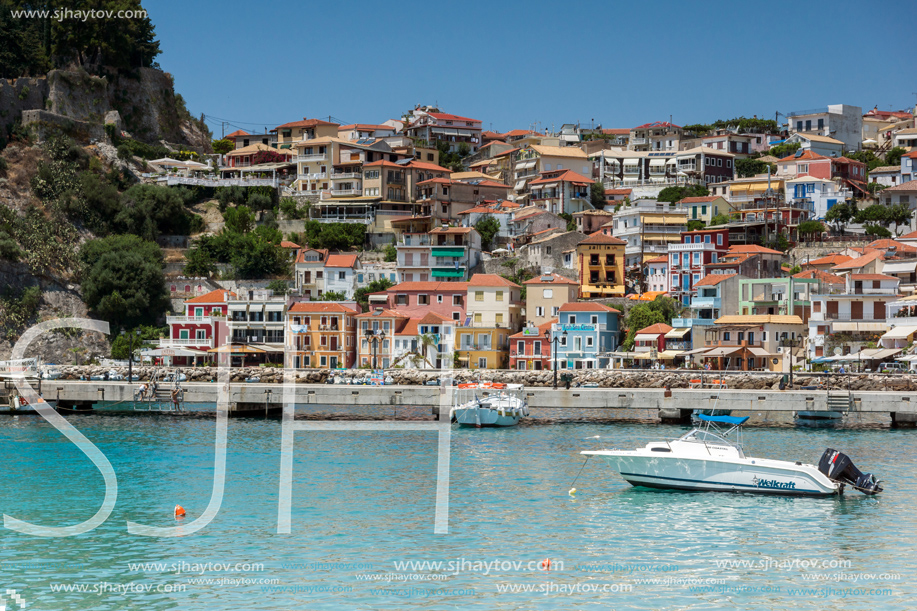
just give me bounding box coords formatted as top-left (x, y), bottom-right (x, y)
top-left (450, 382), bottom-right (529, 427)
top-left (582, 414), bottom-right (882, 497)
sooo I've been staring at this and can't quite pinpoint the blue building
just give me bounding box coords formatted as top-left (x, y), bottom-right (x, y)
top-left (551, 302), bottom-right (620, 369)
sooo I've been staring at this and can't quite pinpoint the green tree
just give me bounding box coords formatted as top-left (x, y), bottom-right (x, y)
top-left (709, 213), bottom-right (731, 226)
top-left (182, 242), bottom-right (216, 276)
top-left (622, 304), bottom-right (664, 351)
top-left (589, 180), bottom-right (605, 209)
top-left (797, 220), bottom-right (825, 238)
top-left (686, 220), bottom-right (706, 231)
top-left (863, 223), bottom-right (891, 238)
top-left (110, 325), bottom-right (166, 359)
top-left (321, 291), bottom-right (347, 301)
top-left (474, 215), bottom-right (501, 251)
top-left (279, 197), bottom-right (303, 220)
top-left (114, 183), bottom-right (201, 239)
top-left (383, 242), bottom-right (397, 262)
top-left (353, 278), bottom-right (394, 310)
top-left (267, 279), bottom-right (291, 295)
top-left (735, 158), bottom-right (775, 178)
top-left (558, 212), bottom-right (576, 232)
top-left (854, 204), bottom-right (889, 227)
top-left (761, 232), bottom-right (790, 253)
top-left (825, 201), bottom-right (856, 234)
top-left (229, 226), bottom-right (288, 279)
top-left (223, 205), bottom-right (255, 234)
top-left (657, 184), bottom-right (709, 203)
top-left (767, 142), bottom-right (801, 159)
top-left (885, 203), bottom-right (912, 236)
top-left (211, 139), bottom-right (234, 155)
top-left (79, 234), bottom-right (169, 329)
top-left (885, 147), bottom-right (906, 168)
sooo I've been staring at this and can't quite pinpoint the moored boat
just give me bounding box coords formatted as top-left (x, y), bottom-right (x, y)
top-left (450, 382), bottom-right (528, 427)
top-left (582, 414), bottom-right (882, 496)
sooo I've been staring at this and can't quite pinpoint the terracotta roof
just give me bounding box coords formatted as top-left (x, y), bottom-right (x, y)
top-left (777, 150), bottom-right (829, 162)
top-left (224, 129), bottom-right (249, 139)
top-left (898, 229), bottom-right (917, 240)
top-left (273, 117), bottom-right (339, 130)
top-left (288, 302), bottom-right (358, 313)
top-left (606, 188), bottom-right (632, 195)
top-left (636, 322), bottom-right (673, 335)
top-left (805, 253), bottom-right (853, 266)
top-left (425, 112), bottom-right (480, 123)
top-left (633, 121), bottom-right (681, 129)
top-left (677, 196), bottom-right (720, 204)
top-left (390, 281), bottom-right (468, 292)
top-left (362, 159), bottom-right (404, 168)
top-left (529, 169), bottom-right (594, 186)
top-left (849, 273), bottom-right (898, 281)
top-left (714, 315), bottom-right (803, 325)
top-left (510, 319), bottom-right (557, 339)
top-left (225, 143), bottom-right (293, 158)
top-left (867, 239), bottom-right (917, 252)
top-left (580, 231), bottom-right (626, 245)
top-left (468, 274), bottom-right (520, 288)
top-left (870, 165), bottom-right (902, 173)
top-left (832, 250), bottom-right (884, 270)
top-left (693, 273), bottom-right (737, 287)
top-left (430, 226), bottom-right (474, 235)
top-left (338, 124), bottom-right (392, 131)
top-left (601, 128), bottom-right (630, 135)
top-left (791, 133), bottom-right (844, 145)
top-left (396, 318), bottom-right (419, 336)
top-left (905, 151), bottom-right (917, 159)
top-left (529, 145), bottom-right (588, 159)
top-left (883, 179), bottom-right (917, 192)
top-left (407, 160), bottom-right (452, 173)
top-left (280, 241), bottom-right (301, 249)
top-left (325, 254), bottom-right (359, 268)
top-left (355, 308), bottom-right (405, 318)
top-left (644, 255), bottom-right (668, 264)
top-left (295, 248), bottom-right (329, 264)
top-left (481, 130), bottom-right (504, 139)
top-left (559, 302), bottom-right (621, 313)
top-left (185, 289), bottom-right (235, 304)
top-left (417, 311), bottom-right (451, 324)
top-left (727, 245), bottom-right (783, 255)
top-left (793, 269), bottom-right (845, 284)
top-left (493, 147), bottom-right (521, 158)
top-left (523, 273), bottom-right (578, 285)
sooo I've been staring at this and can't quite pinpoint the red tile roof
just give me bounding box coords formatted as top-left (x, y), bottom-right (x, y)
top-left (899, 229), bottom-right (917, 240)
top-left (793, 269), bottom-right (845, 284)
top-left (580, 231), bottom-right (626, 245)
top-left (529, 169), bottom-right (594, 186)
top-left (601, 128), bottom-right (630, 135)
top-left (559, 302), bottom-right (621, 313)
top-left (883, 179), bottom-right (917, 192)
top-left (355, 308), bottom-right (405, 318)
top-left (693, 273), bottom-right (737, 287)
top-left (185, 289), bottom-right (235, 304)
top-left (363, 159), bottom-right (404, 168)
top-left (606, 188), bottom-right (632, 195)
top-left (677, 196), bottom-right (720, 203)
top-left (644, 255), bottom-right (668, 264)
top-left (280, 240), bottom-right (301, 249)
top-left (338, 123), bottom-right (392, 131)
top-left (866, 239), bottom-right (917, 253)
top-left (468, 274), bottom-right (520, 288)
top-left (778, 150), bottom-right (829, 162)
top-left (727, 245), bottom-right (783, 255)
top-left (295, 248), bottom-right (329, 264)
top-left (832, 250), bottom-right (884, 270)
top-left (426, 112), bottom-right (480, 123)
top-left (633, 121), bottom-right (681, 129)
top-left (805, 253), bottom-right (853, 266)
top-left (288, 302), bottom-right (358, 313)
top-left (325, 254), bottom-right (359, 268)
top-left (849, 273), bottom-right (898, 281)
top-left (407, 160), bottom-right (452, 173)
top-left (637, 322), bottom-right (673, 334)
top-left (273, 117), bottom-right (339, 130)
top-left (503, 129), bottom-right (541, 137)
top-left (523, 273), bottom-right (578, 285)
top-left (224, 129), bottom-right (249, 139)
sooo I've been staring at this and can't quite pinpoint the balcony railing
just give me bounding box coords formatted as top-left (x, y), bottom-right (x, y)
top-left (159, 338), bottom-right (214, 348)
top-left (331, 172), bottom-right (361, 180)
top-left (669, 242), bottom-right (720, 251)
top-left (295, 154), bottom-right (327, 162)
top-left (166, 315), bottom-right (215, 324)
top-left (399, 235), bottom-right (432, 246)
top-left (631, 138), bottom-right (647, 145)
top-left (810, 312), bottom-right (886, 321)
top-left (331, 189), bottom-right (362, 196)
top-left (298, 172), bottom-right (327, 180)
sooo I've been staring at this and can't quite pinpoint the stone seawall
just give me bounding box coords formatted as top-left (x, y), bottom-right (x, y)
top-left (45, 365), bottom-right (916, 392)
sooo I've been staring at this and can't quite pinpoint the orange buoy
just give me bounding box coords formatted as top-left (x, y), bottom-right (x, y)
top-left (174, 504), bottom-right (186, 517)
top-left (541, 558), bottom-right (551, 570)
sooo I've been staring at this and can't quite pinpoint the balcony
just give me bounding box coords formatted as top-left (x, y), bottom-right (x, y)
top-left (399, 234), bottom-right (432, 246)
top-left (166, 315), bottom-right (215, 324)
top-left (690, 296), bottom-right (721, 310)
top-left (397, 258), bottom-right (431, 268)
top-left (810, 312), bottom-right (886, 322)
top-left (665, 340), bottom-right (691, 351)
top-left (331, 172), bottom-right (361, 180)
top-left (672, 317), bottom-right (716, 327)
top-left (298, 172), bottom-right (327, 180)
top-left (331, 189), bottom-right (362, 196)
top-left (631, 138), bottom-right (647, 145)
top-left (295, 154), bottom-right (327, 162)
top-left (159, 337), bottom-right (214, 348)
top-left (669, 242), bottom-right (719, 251)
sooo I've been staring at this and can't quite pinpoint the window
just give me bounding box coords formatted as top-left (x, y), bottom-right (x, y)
top-left (517, 341), bottom-right (525, 353)
top-left (475, 291), bottom-right (484, 301)
top-left (473, 313), bottom-right (482, 324)
top-left (724, 332), bottom-right (731, 341)
top-left (591, 315), bottom-right (598, 324)
top-left (543, 288), bottom-right (553, 298)
top-left (536, 306), bottom-right (544, 317)
top-left (496, 313), bottom-right (504, 324)
top-left (560, 335), bottom-right (567, 347)
top-left (738, 332), bottom-right (745, 341)
top-left (477, 357), bottom-right (487, 368)
top-left (586, 336), bottom-right (594, 347)
top-left (437, 295), bottom-right (444, 303)
top-left (496, 291), bottom-right (504, 301)
top-left (717, 234), bottom-right (723, 245)
top-left (453, 295), bottom-right (462, 306)
top-left (762, 331), bottom-right (767, 341)
top-left (704, 235), bottom-right (710, 244)
top-left (748, 332), bottom-right (755, 343)
top-left (320, 356), bottom-right (327, 367)
top-left (552, 306), bottom-right (559, 316)
top-left (418, 294), bottom-right (429, 305)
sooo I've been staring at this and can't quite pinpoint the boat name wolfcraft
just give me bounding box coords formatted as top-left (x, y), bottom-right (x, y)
top-left (753, 476), bottom-right (796, 490)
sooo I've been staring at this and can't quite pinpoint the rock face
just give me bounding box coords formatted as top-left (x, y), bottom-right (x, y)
top-left (44, 366), bottom-right (916, 392)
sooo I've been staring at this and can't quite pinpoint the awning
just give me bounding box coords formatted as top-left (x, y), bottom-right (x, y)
top-left (882, 261), bottom-right (917, 274)
top-left (432, 269), bottom-right (465, 278)
top-left (703, 347), bottom-right (743, 357)
top-left (623, 159), bottom-right (640, 166)
top-left (665, 328), bottom-right (691, 339)
top-left (228, 303), bottom-right (247, 311)
top-left (207, 345), bottom-right (267, 354)
top-left (657, 350), bottom-right (682, 359)
top-left (603, 158), bottom-right (620, 166)
top-left (881, 326), bottom-right (917, 340)
top-left (833, 322), bottom-right (888, 332)
top-left (649, 159), bottom-right (666, 167)
top-left (634, 333), bottom-right (660, 342)
top-left (516, 160), bottom-right (536, 170)
top-left (141, 347), bottom-right (209, 357)
top-left (666, 158), bottom-right (677, 165)
top-left (432, 248), bottom-right (465, 257)
top-left (681, 348), bottom-right (711, 356)
top-left (265, 303), bottom-right (285, 311)
top-left (514, 179), bottom-right (527, 191)
top-left (249, 343), bottom-right (284, 353)
top-left (870, 348), bottom-right (902, 360)
top-left (748, 347), bottom-right (778, 357)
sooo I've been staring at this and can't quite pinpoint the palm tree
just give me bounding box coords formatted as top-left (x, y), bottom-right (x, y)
top-left (419, 333), bottom-right (438, 369)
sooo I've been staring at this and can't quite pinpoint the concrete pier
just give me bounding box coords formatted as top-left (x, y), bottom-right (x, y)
top-left (6, 381), bottom-right (916, 425)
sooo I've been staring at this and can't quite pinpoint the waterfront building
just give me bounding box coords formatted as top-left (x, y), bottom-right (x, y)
top-left (703, 315), bottom-right (806, 371)
top-left (285, 302), bottom-right (359, 369)
top-left (667, 227), bottom-right (730, 305)
top-left (671, 273), bottom-right (744, 352)
top-left (523, 273), bottom-right (579, 326)
top-left (575, 230), bottom-right (627, 298)
top-left (161, 289), bottom-right (234, 365)
top-left (466, 274), bottom-right (523, 332)
top-left (633, 322), bottom-right (672, 358)
top-left (509, 319), bottom-right (556, 371)
top-left (392, 312), bottom-right (455, 369)
top-left (225, 288), bottom-right (286, 365)
top-left (553, 302), bottom-right (621, 369)
top-left (381, 281), bottom-right (468, 322)
top-left (455, 326), bottom-right (511, 369)
top-left (737, 276), bottom-right (821, 322)
top-left (355, 307), bottom-right (405, 369)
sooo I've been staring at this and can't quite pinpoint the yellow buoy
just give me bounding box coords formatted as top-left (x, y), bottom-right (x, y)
top-left (568, 488), bottom-right (576, 495)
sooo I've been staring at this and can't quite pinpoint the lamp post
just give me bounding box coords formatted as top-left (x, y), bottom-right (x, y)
top-left (780, 337), bottom-right (801, 388)
top-left (364, 329), bottom-right (386, 370)
top-left (122, 328), bottom-right (140, 382)
top-left (546, 328), bottom-right (569, 389)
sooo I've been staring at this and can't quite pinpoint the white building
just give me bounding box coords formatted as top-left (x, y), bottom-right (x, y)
top-left (785, 175), bottom-right (852, 220)
top-left (323, 254), bottom-right (361, 298)
top-left (784, 133), bottom-right (845, 158)
top-left (643, 256), bottom-right (669, 293)
top-left (787, 104), bottom-right (863, 152)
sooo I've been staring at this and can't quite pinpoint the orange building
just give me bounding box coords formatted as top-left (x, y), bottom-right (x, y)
top-left (286, 302), bottom-right (359, 369)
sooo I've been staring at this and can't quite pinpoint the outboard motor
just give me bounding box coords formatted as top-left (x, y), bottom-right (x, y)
top-left (818, 449), bottom-right (883, 495)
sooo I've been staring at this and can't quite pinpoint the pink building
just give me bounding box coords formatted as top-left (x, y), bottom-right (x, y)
top-left (668, 228), bottom-right (730, 306)
top-left (379, 281), bottom-right (468, 322)
top-left (161, 289), bottom-right (235, 364)
top-left (776, 150), bottom-right (832, 181)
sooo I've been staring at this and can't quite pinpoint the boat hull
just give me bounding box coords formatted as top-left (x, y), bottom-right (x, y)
top-left (586, 453), bottom-right (839, 497)
top-left (452, 406), bottom-right (521, 427)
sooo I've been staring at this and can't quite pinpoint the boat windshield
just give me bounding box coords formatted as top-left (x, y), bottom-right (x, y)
top-left (679, 429), bottom-right (734, 446)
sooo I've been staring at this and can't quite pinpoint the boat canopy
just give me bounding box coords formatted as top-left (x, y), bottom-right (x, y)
top-left (696, 414), bottom-right (749, 425)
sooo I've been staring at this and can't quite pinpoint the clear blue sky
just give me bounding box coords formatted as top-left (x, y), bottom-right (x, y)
top-left (147, 0), bottom-right (917, 137)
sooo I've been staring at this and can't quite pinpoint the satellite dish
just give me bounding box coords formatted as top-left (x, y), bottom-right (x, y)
top-left (834, 347), bottom-right (843, 356)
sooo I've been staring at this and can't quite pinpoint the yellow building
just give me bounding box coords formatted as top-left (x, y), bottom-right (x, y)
top-left (455, 327), bottom-right (512, 369)
top-left (576, 230), bottom-right (627, 298)
top-left (466, 274), bottom-right (523, 331)
top-left (273, 118), bottom-right (340, 147)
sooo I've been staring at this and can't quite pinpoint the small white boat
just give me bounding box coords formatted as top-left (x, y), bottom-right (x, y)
top-left (450, 382), bottom-right (529, 427)
top-left (582, 414), bottom-right (882, 497)
top-left (40, 366), bottom-right (62, 380)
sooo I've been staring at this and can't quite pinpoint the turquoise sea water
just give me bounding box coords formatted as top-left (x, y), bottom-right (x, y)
top-left (0, 411), bottom-right (914, 610)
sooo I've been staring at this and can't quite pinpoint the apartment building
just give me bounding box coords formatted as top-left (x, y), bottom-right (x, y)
top-left (419, 177), bottom-right (512, 222)
top-left (553, 302), bottom-right (621, 369)
top-left (523, 273), bottom-right (579, 326)
top-left (355, 308), bottom-right (404, 369)
top-left (737, 276), bottom-right (820, 322)
top-left (466, 274), bottom-right (522, 331)
top-left (225, 289), bottom-right (287, 364)
top-left (455, 326), bottom-right (511, 370)
top-left (528, 169), bottom-right (595, 215)
top-left (670, 273), bottom-right (744, 351)
top-left (513, 145), bottom-right (591, 198)
top-left (383, 281), bottom-right (468, 322)
top-left (629, 121), bottom-right (682, 152)
top-left (405, 110), bottom-right (483, 153)
top-left (676, 196), bottom-right (727, 224)
top-left (392, 312), bottom-right (455, 369)
top-left (667, 228), bottom-right (730, 305)
top-left (161, 289), bottom-right (234, 365)
top-left (293, 248), bottom-right (329, 299)
top-left (509, 319), bottom-right (556, 371)
top-left (273, 117), bottom-right (339, 146)
top-left (703, 315), bottom-right (806, 371)
top-left (576, 230), bottom-right (627, 298)
top-left (612, 200), bottom-right (688, 268)
top-left (285, 302), bottom-right (359, 369)
top-left (787, 104), bottom-right (862, 152)
top-left (324, 254), bottom-right (361, 298)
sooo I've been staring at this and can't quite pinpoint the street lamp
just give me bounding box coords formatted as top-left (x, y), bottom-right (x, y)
top-left (364, 329), bottom-right (386, 370)
top-left (122, 328), bottom-right (140, 382)
top-left (545, 328), bottom-right (569, 389)
top-left (780, 336), bottom-right (801, 388)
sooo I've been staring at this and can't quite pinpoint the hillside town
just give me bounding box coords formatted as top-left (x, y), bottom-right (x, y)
top-left (146, 103), bottom-right (917, 374)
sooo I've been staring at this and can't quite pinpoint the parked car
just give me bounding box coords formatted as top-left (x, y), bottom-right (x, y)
top-left (879, 362), bottom-right (908, 374)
